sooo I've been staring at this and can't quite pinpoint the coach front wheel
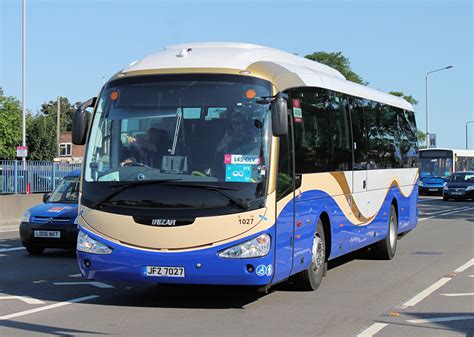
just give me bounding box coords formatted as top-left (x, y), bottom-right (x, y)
top-left (292, 219), bottom-right (326, 291)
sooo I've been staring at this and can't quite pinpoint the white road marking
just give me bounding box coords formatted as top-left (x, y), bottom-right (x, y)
top-left (356, 323), bottom-right (388, 337)
top-left (400, 277), bottom-right (451, 308)
top-left (0, 296), bottom-right (44, 304)
top-left (0, 247), bottom-right (25, 253)
top-left (454, 258), bottom-right (474, 273)
top-left (0, 295), bottom-right (99, 320)
top-left (407, 316), bottom-right (474, 324)
top-left (53, 281), bottom-right (113, 289)
top-left (68, 273), bottom-right (82, 278)
top-left (467, 275), bottom-right (474, 278)
top-left (421, 206), bottom-right (470, 216)
top-left (419, 207), bottom-right (474, 221)
top-left (441, 293), bottom-right (474, 297)
top-left (0, 229), bottom-right (19, 233)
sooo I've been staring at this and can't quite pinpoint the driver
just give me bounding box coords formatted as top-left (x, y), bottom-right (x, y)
top-left (122, 128), bottom-right (169, 167)
top-left (216, 109), bottom-right (260, 155)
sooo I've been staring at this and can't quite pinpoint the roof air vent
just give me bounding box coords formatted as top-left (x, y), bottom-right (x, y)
top-left (177, 48), bottom-right (192, 58)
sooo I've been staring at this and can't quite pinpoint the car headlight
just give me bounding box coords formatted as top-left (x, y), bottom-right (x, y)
top-left (21, 211), bottom-right (31, 222)
top-left (218, 234), bottom-right (270, 259)
top-left (466, 186), bottom-right (474, 191)
top-left (443, 184), bottom-right (448, 191)
top-left (77, 231), bottom-right (113, 254)
top-left (418, 180), bottom-right (424, 187)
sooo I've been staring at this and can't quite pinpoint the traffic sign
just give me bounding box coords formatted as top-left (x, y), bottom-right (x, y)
top-left (16, 146), bottom-right (28, 158)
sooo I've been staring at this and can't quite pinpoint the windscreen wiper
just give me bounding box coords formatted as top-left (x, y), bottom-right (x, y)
top-left (163, 182), bottom-right (252, 210)
top-left (91, 179), bottom-right (183, 209)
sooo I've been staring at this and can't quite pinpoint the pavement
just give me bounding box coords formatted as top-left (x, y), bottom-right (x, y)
top-left (0, 196), bottom-right (472, 337)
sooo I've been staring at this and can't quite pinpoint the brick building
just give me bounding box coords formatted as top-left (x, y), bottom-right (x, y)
top-left (54, 132), bottom-right (85, 163)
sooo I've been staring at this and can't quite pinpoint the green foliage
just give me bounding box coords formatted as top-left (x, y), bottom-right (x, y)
top-left (389, 91), bottom-right (419, 106)
top-left (305, 51), bottom-right (368, 85)
top-left (26, 114), bottom-right (57, 160)
top-left (0, 89), bottom-right (23, 159)
top-left (41, 97), bottom-right (79, 132)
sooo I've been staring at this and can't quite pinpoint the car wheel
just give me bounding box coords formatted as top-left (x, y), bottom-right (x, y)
top-left (292, 219), bottom-right (326, 291)
top-left (371, 204), bottom-right (398, 260)
top-left (26, 246), bottom-right (45, 255)
top-left (443, 196), bottom-right (449, 201)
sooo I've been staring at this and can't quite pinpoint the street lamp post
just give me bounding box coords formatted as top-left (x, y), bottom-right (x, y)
top-left (467, 121), bottom-right (474, 149)
top-left (425, 65), bottom-right (453, 148)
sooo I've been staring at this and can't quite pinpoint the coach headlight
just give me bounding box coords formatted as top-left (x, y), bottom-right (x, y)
top-left (466, 185), bottom-right (474, 191)
top-left (218, 234), bottom-right (270, 258)
top-left (77, 231), bottom-right (112, 255)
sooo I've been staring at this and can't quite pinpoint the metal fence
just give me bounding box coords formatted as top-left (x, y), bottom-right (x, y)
top-left (0, 161), bottom-right (82, 194)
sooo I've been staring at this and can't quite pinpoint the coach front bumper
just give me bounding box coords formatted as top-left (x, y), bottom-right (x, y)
top-left (76, 226), bottom-right (275, 286)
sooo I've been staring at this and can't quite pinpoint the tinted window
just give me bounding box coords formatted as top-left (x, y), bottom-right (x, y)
top-left (380, 104), bottom-right (401, 169)
top-left (349, 97), bottom-right (368, 170)
top-left (328, 92), bottom-right (352, 171)
top-left (277, 121), bottom-right (293, 200)
top-left (290, 88), bottom-right (331, 173)
top-left (399, 109), bottom-right (418, 168)
top-left (365, 99), bottom-right (384, 169)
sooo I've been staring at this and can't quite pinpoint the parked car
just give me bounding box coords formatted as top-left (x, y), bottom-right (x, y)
top-left (443, 171), bottom-right (474, 201)
top-left (19, 170), bottom-right (81, 255)
top-left (418, 173), bottom-right (447, 195)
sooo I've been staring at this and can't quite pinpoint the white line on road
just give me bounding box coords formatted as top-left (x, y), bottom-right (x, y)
top-left (421, 206), bottom-right (470, 216)
top-left (0, 247), bottom-right (24, 253)
top-left (400, 277), bottom-right (452, 308)
top-left (454, 258), bottom-right (474, 273)
top-left (0, 295), bottom-right (99, 320)
top-left (407, 316), bottom-right (474, 324)
top-left (0, 296), bottom-right (44, 304)
top-left (68, 273), bottom-right (82, 278)
top-left (0, 229), bottom-right (19, 233)
top-left (356, 323), bottom-right (388, 337)
top-left (53, 281), bottom-right (113, 289)
top-left (419, 207), bottom-right (474, 221)
top-left (441, 293), bottom-right (474, 297)
top-left (467, 275), bottom-right (474, 278)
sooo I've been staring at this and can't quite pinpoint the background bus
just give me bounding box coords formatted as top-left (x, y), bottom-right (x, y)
top-left (72, 42), bottom-right (418, 291)
top-left (419, 148), bottom-right (474, 194)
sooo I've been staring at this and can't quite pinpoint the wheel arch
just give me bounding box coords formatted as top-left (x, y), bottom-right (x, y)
top-left (318, 211), bottom-right (331, 260)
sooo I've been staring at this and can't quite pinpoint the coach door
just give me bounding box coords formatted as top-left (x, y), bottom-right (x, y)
top-left (349, 97), bottom-right (368, 217)
top-left (273, 117), bottom-right (296, 282)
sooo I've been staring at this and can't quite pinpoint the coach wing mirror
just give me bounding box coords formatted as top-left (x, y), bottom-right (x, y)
top-left (271, 93), bottom-right (288, 136)
top-left (72, 97), bottom-right (97, 145)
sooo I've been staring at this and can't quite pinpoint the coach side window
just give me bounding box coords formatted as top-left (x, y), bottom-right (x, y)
top-left (380, 104), bottom-right (401, 169)
top-left (405, 109), bottom-right (418, 168)
top-left (349, 97), bottom-right (368, 170)
top-left (328, 91), bottom-right (352, 171)
top-left (364, 99), bottom-right (383, 169)
top-left (290, 88), bottom-right (331, 173)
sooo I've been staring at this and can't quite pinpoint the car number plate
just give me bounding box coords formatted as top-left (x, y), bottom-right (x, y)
top-left (452, 192), bottom-right (463, 195)
top-left (145, 266), bottom-right (185, 277)
top-left (428, 188), bottom-right (438, 191)
top-left (34, 230), bottom-right (60, 238)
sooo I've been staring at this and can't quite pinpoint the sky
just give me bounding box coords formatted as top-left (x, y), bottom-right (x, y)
top-left (1, 0), bottom-right (473, 149)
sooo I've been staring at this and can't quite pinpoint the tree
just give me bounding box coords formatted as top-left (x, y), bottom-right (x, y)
top-left (41, 97), bottom-right (80, 132)
top-left (389, 91), bottom-right (419, 106)
top-left (0, 88), bottom-right (23, 160)
top-left (26, 114), bottom-right (57, 160)
top-left (304, 51), bottom-right (368, 85)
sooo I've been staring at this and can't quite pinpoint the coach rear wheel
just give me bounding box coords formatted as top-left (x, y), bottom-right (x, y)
top-left (293, 219), bottom-right (326, 291)
top-left (371, 204), bottom-right (398, 260)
